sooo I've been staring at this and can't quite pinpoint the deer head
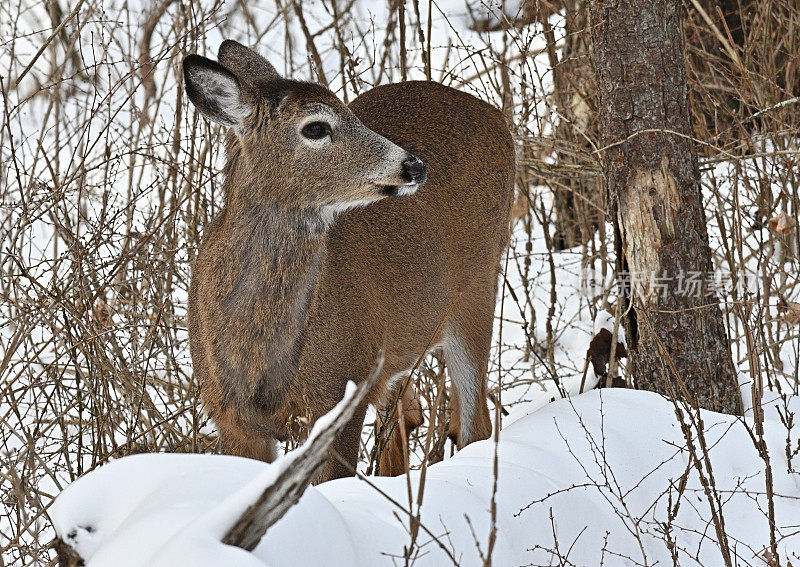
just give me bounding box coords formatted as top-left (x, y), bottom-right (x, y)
top-left (183, 41), bottom-right (426, 225)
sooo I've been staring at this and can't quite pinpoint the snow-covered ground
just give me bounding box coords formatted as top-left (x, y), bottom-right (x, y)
top-left (52, 389), bottom-right (800, 566)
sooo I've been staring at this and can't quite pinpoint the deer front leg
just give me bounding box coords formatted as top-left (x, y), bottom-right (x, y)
top-left (315, 404), bottom-right (367, 483)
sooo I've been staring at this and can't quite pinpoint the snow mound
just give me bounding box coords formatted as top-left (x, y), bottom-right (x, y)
top-left (51, 389), bottom-right (800, 566)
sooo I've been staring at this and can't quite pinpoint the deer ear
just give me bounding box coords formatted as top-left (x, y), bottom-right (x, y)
top-left (183, 54), bottom-right (251, 129)
top-left (218, 40), bottom-right (281, 83)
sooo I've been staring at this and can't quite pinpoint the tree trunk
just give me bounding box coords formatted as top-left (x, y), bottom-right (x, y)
top-left (589, 0), bottom-right (743, 414)
top-left (550, 1), bottom-right (603, 250)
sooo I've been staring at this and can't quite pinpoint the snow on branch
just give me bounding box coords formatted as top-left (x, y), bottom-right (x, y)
top-left (222, 353), bottom-right (383, 551)
top-left (53, 354), bottom-right (384, 565)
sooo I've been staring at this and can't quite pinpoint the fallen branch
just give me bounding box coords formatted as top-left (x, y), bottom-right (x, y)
top-left (222, 353), bottom-right (384, 551)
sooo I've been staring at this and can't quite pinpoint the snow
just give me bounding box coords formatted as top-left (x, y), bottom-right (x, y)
top-left (50, 380), bottom-right (362, 566)
top-left (52, 389), bottom-right (800, 566)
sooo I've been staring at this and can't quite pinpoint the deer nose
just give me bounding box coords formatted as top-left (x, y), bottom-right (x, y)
top-left (402, 156), bottom-right (427, 184)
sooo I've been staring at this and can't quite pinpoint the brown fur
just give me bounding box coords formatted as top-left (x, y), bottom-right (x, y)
top-left (376, 381), bottom-right (424, 477)
top-left (185, 42), bottom-right (515, 481)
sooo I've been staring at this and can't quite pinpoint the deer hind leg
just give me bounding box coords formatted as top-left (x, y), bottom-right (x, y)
top-left (443, 301), bottom-right (494, 448)
top-left (377, 376), bottom-right (424, 476)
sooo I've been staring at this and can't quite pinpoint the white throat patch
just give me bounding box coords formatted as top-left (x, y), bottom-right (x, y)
top-left (318, 198), bottom-right (378, 226)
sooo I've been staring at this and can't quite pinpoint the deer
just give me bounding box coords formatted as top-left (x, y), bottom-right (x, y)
top-left (183, 40), bottom-right (515, 482)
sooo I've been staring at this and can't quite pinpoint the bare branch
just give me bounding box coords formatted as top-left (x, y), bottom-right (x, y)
top-left (222, 353), bottom-right (384, 551)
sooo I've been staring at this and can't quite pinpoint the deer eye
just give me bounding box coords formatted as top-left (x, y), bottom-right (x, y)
top-left (301, 121), bottom-right (331, 140)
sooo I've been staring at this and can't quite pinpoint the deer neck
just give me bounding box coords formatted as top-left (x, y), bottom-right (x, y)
top-left (229, 200), bottom-right (327, 313)
top-left (221, 191), bottom-right (330, 396)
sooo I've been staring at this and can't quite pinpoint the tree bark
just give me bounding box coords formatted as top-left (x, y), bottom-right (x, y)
top-left (589, 0), bottom-right (743, 414)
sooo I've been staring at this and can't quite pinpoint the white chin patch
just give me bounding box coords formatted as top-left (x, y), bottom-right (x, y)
top-left (396, 183), bottom-right (419, 196)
